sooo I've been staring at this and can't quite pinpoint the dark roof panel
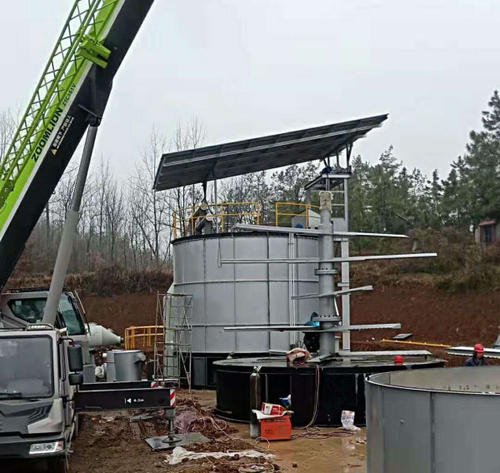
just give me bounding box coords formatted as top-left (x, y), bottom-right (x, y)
top-left (154, 114), bottom-right (387, 190)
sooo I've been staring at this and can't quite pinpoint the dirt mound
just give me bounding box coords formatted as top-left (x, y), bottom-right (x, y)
top-left (81, 293), bottom-right (157, 336)
top-left (351, 286), bottom-right (500, 346)
top-left (350, 286), bottom-right (500, 365)
top-left (6, 266), bottom-right (173, 297)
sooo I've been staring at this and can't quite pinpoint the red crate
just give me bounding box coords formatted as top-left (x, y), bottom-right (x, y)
top-left (260, 416), bottom-right (292, 441)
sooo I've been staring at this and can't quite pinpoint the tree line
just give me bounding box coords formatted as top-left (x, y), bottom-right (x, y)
top-left (1, 90), bottom-right (499, 276)
top-left (350, 90), bottom-right (500, 234)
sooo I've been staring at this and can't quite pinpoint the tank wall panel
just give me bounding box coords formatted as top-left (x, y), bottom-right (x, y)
top-left (269, 282), bottom-right (288, 323)
top-left (270, 331), bottom-right (292, 350)
top-left (268, 237), bottom-right (289, 280)
top-left (235, 282), bottom-right (268, 325)
top-left (366, 367), bottom-right (500, 473)
top-left (234, 237), bottom-right (268, 280)
top-left (192, 323), bottom-right (206, 353)
top-left (205, 237), bottom-right (235, 280)
top-left (205, 282), bottom-right (235, 325)
top-left (237, 331), bottom-right (270, 352)
top-left (381, 389), bottom-right (431, 473)
top-left (206, 326), bottom-right (235, 352)
top-left (173, 234), bottom-right (319, 356)
top-left (434, 394), bottom-right (500, 473)
top-left (365, 383), bottom-right (384, 472)
top-left (178, 239), bottom-right (204, 282)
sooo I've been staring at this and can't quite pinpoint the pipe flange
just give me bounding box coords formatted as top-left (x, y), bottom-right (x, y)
top-left (315, 268), bottom-right (338, 276)
top-left (311, 315), bottom-right (341, 323)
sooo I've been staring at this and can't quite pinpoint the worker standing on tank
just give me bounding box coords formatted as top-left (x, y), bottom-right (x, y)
top-left (464, 344), bottom-right (488, 367)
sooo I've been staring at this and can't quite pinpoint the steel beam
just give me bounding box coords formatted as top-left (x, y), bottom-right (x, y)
top-left (291, 285), bottom-right (373, 299)
top-left (232, 223), bottom-right (408, 239)
top-left (223, 323), bottom-right (401, 332)
top-left (220, 253), bottom-right (437, 265)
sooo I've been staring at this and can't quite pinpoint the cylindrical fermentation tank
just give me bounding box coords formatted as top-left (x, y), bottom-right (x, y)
top-left (366, 367), bottom-right (500, 473)
top-left (171, 232), bottom-right (320, 387)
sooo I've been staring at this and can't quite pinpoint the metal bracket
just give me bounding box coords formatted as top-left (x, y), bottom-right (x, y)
top-left (79, 37), bottom-right (111, 68)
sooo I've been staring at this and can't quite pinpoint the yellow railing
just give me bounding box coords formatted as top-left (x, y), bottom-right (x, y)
top-left (124, 325), bottom-right (164, 352)
top-left (173, 201), bottom-right (262, 238)
top-left (275, 202), bottom-right (320, 227)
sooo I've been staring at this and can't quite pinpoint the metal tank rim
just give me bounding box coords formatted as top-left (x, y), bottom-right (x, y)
top-left (366, 366), bottom-right (500, 396)
top-left (214, 355), bottom-right (445, 370)
top-left (171, 230), bottom-right (319, 245)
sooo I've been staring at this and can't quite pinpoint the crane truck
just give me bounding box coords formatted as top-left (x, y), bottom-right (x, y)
top-left (0, 1), bottom-right (176, 471)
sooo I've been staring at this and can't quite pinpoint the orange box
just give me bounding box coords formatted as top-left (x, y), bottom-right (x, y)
top-left (260, 416), bottom-right (292, 441)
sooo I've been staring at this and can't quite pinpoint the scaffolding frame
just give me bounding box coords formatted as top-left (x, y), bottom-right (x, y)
top-left (153, 292), bottom-right (193, 390)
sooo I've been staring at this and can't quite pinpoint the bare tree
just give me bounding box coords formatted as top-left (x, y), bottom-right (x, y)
top-left (10, 114), bottom-right (208, 275)
top-left (170, 118), bottom-right (205, 236)
top-left (130, 127), bottom-right (171, 267)
top-left (104, 177), bottom-right (124, 264)
top-left (0, 108), bottom-right (17, 160)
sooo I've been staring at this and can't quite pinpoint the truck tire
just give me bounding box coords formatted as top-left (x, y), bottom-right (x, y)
top-left (47, 456), bottom-right (68, 473)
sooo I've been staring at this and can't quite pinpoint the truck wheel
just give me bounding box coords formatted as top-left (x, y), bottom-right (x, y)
top-left (47, 456), bottom-right (68, 473)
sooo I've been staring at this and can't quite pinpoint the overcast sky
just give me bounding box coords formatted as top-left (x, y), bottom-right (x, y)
top-left (1, 0), bottom-right (499, 182)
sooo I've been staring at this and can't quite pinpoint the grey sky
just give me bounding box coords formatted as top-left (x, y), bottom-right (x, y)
top-left (1, 0), bottom-right (499, 182)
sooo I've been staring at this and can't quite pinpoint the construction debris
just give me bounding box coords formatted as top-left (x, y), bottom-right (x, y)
top-left (165, 446), bottom-right (275, 466)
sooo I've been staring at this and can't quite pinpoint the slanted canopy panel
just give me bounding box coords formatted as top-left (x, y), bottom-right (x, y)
top-left (154, 114), bottom-right (388, 191)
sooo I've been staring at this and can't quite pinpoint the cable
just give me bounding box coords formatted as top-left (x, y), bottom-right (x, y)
top-left (296, 364), bottom-right (321, 429)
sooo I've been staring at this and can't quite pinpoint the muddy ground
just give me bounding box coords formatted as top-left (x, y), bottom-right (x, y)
top-left (69, 390), bottom-right (366, 473)
top-left (3, 391), bottom-right (365, 473)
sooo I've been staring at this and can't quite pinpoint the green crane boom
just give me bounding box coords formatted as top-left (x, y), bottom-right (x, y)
top-left (0, 0), bottom-right (118, 218)
top-left (0, 0), bottom-right (154, 289)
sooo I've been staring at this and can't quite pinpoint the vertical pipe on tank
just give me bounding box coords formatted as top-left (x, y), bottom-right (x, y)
top-left (288, 233), bottom-right (296, 347)
top-left (318, 191), bottom-right (338, 355)
top-left (249, 366), bottom-right (262, 438)
top-left (214, 179), bottom-right (219, 233)
top-left (266, 234), bottom-right (272, 351)
top-left (341, 178), bottom-right (351, 351)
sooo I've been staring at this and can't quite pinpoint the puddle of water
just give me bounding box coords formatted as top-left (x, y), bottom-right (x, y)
top-left (268, 430), bottom-right (366, 473)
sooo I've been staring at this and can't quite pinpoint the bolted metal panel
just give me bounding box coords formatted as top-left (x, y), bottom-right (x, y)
top-left (433, 393), bottom-right (500, 473)
top-left (366, 367), bottom-right (500, 473)
top-left (172, 233), bottom-right (319, 355)
top-left (382, 387), bottom-right (432, 473)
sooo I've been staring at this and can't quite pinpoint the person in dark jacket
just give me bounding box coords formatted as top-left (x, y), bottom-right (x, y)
top-left (464, 343), bottom-right (488, 366)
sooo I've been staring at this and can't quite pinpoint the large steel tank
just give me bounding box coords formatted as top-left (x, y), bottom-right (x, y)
top-left (366, 367), bottom-right (500, 473)
top-left (215, 354), bottom-right (444, 426)
top-left (172, 232), bottom-right (319, 387)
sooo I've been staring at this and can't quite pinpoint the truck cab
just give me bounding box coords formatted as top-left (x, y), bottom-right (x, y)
top-left (0, 290), bottom-right (122, 383)
top-left (0, 289), bottom-right (87, 338)
top-left (0, 325), bottom-right (83, 472)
